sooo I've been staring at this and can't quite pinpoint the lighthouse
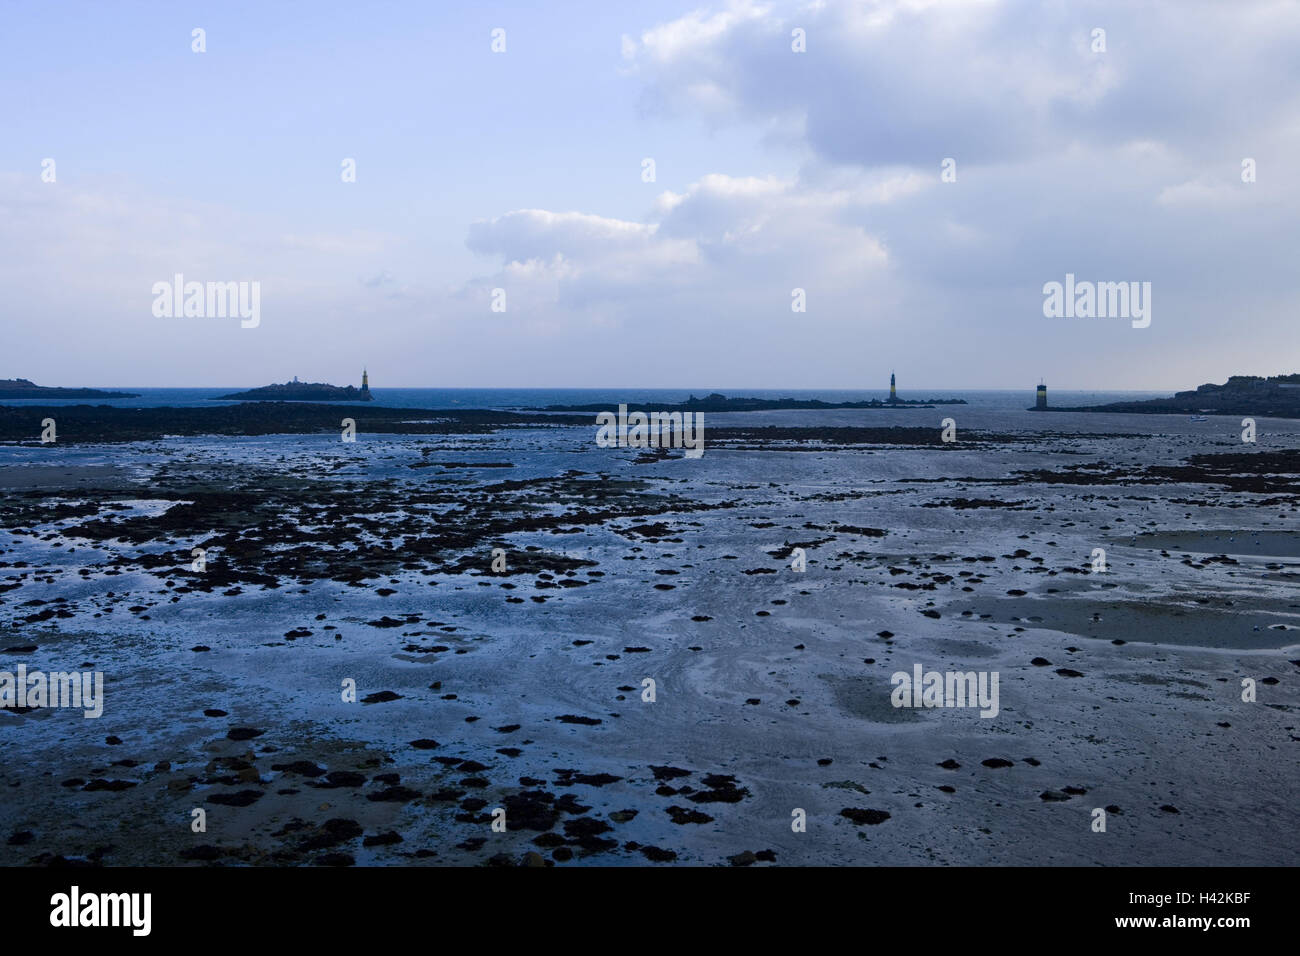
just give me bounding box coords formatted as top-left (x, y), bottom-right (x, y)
top-left (361, 368), bottom-right (370, 395)
top-left (1036, 380), bottom-right (1047, 410)
top-left (889, 371), bottom-right (897, 403)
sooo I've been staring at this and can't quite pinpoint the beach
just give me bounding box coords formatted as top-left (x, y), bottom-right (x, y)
top-left (1, 405), bottom-right (1297, 865)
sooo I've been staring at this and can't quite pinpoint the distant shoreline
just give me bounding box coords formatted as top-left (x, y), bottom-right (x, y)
top-left (0, 378), bottom-right (139, 400)
top-left (1035, 374), bottom-right (1300, 419)
top-left (537, 392), bottom-right (966, 413)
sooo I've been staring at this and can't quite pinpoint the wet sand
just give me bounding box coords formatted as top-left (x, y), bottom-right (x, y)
top-left (1124, 530), bottom-right (1300, 559)
top-left (1, 419), bottom-right (1297, 866)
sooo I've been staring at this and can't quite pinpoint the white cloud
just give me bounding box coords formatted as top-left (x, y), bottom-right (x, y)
top-left (1156, 177), bottom-right (1258, 207)
top-left (624, 0), bottom-right (1300, 167)
top-left (463, 172), bottom-right (892, 325)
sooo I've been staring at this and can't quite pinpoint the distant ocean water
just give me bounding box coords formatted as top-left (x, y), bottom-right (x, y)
top-left (0, 387), bottom-right (1171, 411)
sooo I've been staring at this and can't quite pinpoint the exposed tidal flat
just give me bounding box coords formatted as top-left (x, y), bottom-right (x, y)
top-left (0, 405), bottom-right (1297, 866)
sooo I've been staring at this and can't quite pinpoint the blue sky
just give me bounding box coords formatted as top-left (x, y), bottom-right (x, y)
top-left (2, 0), bottom-right (1298, 388)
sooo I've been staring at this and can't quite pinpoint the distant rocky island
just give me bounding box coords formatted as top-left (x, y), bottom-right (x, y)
top-left (214, 373), bottom-right (373, 403)
top-left (0, 378), bottom-right (139, 399)
top-left (539, 391), bottom-right (966, 413)
top-left (1038, 374), bottom-right (1300, 418)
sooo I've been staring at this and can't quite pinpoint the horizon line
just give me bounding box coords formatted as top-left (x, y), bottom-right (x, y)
top-left (37, 384), bottom-right (1180, 393)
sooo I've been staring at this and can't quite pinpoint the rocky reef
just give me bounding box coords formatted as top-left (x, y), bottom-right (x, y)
top-left (214, 380), bottom-right (374, 402)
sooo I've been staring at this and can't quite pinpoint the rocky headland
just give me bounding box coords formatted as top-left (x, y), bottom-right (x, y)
top-left (0, 378), bottom-right (139, 400)
top-left (1037, 374), bottom-right (1300, 418)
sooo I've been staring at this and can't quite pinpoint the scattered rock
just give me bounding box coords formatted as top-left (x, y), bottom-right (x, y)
top-left (666, 805), bottom-right (713, 825)
top-left (272, 760), bottom-right (326, 777)
top-left (650, 765), bottom-right (692, 781)
top-left (840, 808), bottom-right (891, 825)
top-left (179, 845), bottom-right (223, 861)
top-left (208, 790), bottom-right (263, 807)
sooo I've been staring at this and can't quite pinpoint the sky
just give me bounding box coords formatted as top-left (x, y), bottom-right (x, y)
top-left (2, 0), bottom-right (1298, 389)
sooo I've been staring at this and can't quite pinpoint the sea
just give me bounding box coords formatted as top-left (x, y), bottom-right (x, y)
top-left (9, 387), bottom-right (1279, 440)
top-left (0, 387), bottom-right (1164, 412)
